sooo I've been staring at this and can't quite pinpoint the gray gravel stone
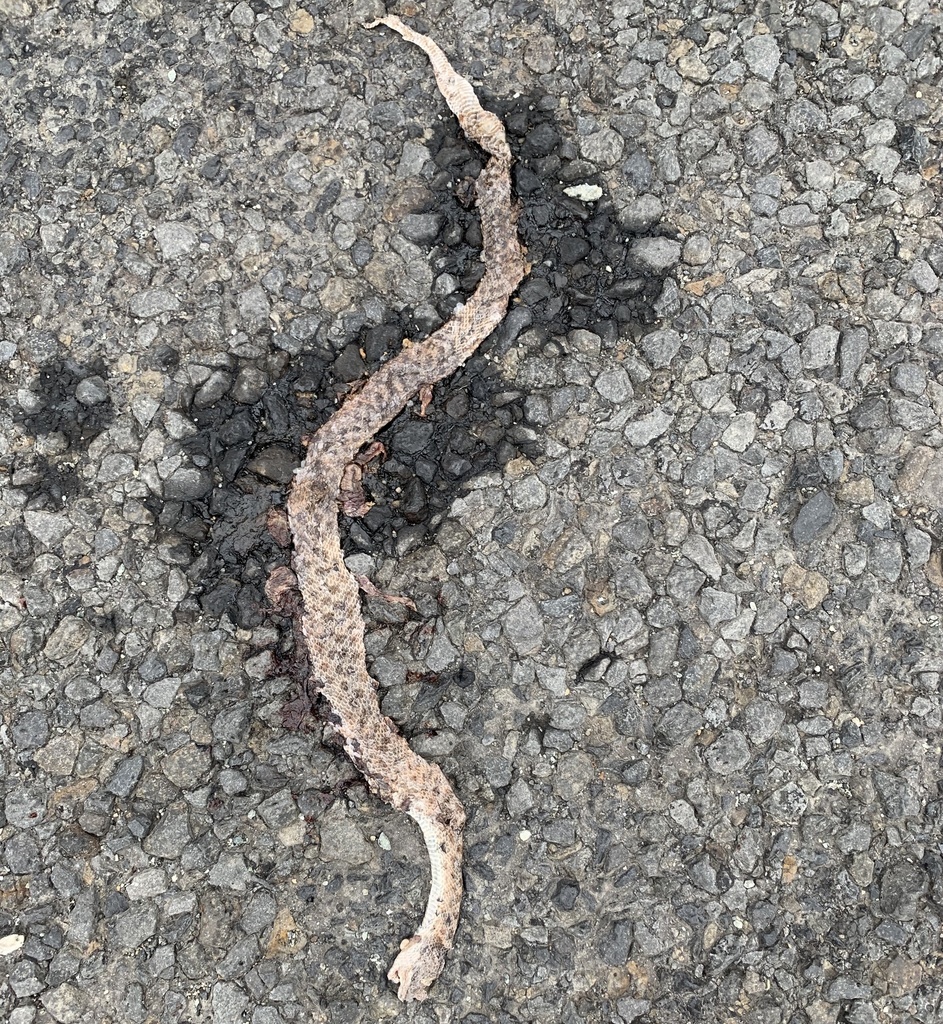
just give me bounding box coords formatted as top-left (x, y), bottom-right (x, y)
top-left (878, 857), bottom-right (926, 918)
top-left (705, 730), bottom-right (750, 774)
top-left (105, 754), bottom-right (144, 797)
top-left (839, 328), bottom-right (868, 383)
top-left (163, 466), bottom-right (213, 500)
top-left (682, 234), bottom-right (711, 265)
top-left (891, 397), bottom-right (935, 430)
top-left (620, 194), bottom-right (663, 232)
top-left (230, 2), bottom-right (254, 28)
top-left (399, 212), bottom-right (442, 244)
top-left (75, 375), bottom-right (109, 404)
top-left (125, 868), bottom-right (168, 900)
top-left (770, 782), bottom-right (808, 819)
top-left (219, 768), bottom-right (249, 795)
top-left (10, 960), bottom-right (45, 998)
top-left (129, 288), bottom-right (180, 317)
top-left (317, 812), bottom-right (372, 866)
top-left (657, 702), bottom-right (705, 744)
top-left (744, 124), bottom-right (780, 166)
top-left (213, 704), bottom-right (252, 744)
top-left (111, 906), bottom-right (157, 951)
top-left (743, 699), bottom-right (786, 743)
top-left (579, 125), bottom-right (624, 167)
top-left (618, 997), bottom-right (652, 1022)
top-left (641, 327), bottom-right (682, 367)
top-left (232, 366), bottom-right (268, 403)
top-left (509, 474), bottom-right (548, 511)
top-left (743, 34), bottom-right (781, 81)
top-left (624, 407), bottom-right (672, 446)
top-left (506, 778), bottom-right (535, 816)
top-left (699, 587), bottom-right (737, 626)
top-left (194, 369), bottom-right (232, 407)
top-left (257, 789), bottom-right (297, 829)
top-left (23, 510), bottom-right (71, 545)
top-left (12, 710), bottom-right (50, 750)
top-left (238, 284), bottom-right (271, 331)
top-left (209, 853), bottom-right (251, 890)
top-left (721, 413), bottom-right (756, 452)
top-left (802, 325), bottom-right (839, 370)
top-left (594, 366), bottom-right (633, 403)
top-left (142, 806), bottom-right (191, 858)
top-left (504, 596), bottom-right (545, 655)
top-left (599, 919), bottom-right (633, 966)
top-left (904, 527), bottom-right (931, 566)
top-left (138, 651), bottom-right (166, 682)
top-left (211, 981), bottom-right (250, 1024)
top-left (896, 446), bottom-right (943, 504)
top-left (909, 259), bottom-right (939, 293)
top-left (827, 977), bottom-right (871, 1001)
top-left (217, 935), bottom-right (260, 980)
top-left (630, 236), bottom-right (682, 272)
top-left (41, 984), bottom-right (88, 1023)
top-left (154, 221), bottom-right (198, 259)
top-left (162, 744), bottom-right (211, 789)
top-left (0, 231), bottom-right (29, 274)
top-left (890, 362), bottom-right (926, 395)
top-left (861, 145), bottom-right (900, 181)
top-left (681, 534), bottom-right (722, 580)
top-left (869, 540), bottom-right (903, 582)
top-left (43, 616), bottom-right (92, 663)
top-left (792, 490), bottom-right (837, 544)
top-left (483, 754), bottom-right (512, 788)
top-left (788, 24), bottom-right (821, 57)
top-left (5, 833), bottom-right (42, 873)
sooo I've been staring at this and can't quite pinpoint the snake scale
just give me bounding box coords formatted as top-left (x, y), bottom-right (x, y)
top-left (285, 16), bottom-right (526, 1001)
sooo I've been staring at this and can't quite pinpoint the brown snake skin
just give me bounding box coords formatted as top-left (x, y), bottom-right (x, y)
top-left (285, 16), bottom-right (526, 1001)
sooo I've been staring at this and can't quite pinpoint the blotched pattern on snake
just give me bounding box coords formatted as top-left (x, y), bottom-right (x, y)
top-left (285, 16), bottom-right (526, 1001)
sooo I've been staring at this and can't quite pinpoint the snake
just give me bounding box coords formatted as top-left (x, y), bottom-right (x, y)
top-left (284, 16), bottom-right (526, 1001)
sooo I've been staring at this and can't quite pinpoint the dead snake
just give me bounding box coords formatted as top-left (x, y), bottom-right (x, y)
top-left (285, 16), bottom-right (526, 1001)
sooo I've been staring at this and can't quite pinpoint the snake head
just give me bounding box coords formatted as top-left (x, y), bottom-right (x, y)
top-left (387, 933), bottom-right (447, 1002)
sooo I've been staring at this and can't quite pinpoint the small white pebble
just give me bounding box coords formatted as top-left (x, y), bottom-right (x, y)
top-left (519, 829), bottom-right (531, 842)
top-left (377, 832), bottom-right (392, 850)
top-left (0, 934), bottom-right (25, 956)
top-left (563, 183), bottom-right (603, 202)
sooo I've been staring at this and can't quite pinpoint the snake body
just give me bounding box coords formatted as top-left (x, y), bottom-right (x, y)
top-left (286, 17), bottom-right (526, 1001)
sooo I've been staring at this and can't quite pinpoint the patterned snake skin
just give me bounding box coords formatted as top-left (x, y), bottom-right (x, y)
top-left (285, 16), bottom-right (526, 1001)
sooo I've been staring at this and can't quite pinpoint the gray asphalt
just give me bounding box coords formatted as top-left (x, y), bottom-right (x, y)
top-left (1, 4), bottom-right (941, 1023)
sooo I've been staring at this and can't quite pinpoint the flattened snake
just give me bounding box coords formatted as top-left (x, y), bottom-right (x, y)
top-left (284, 16), bottom-right (526, 1001)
